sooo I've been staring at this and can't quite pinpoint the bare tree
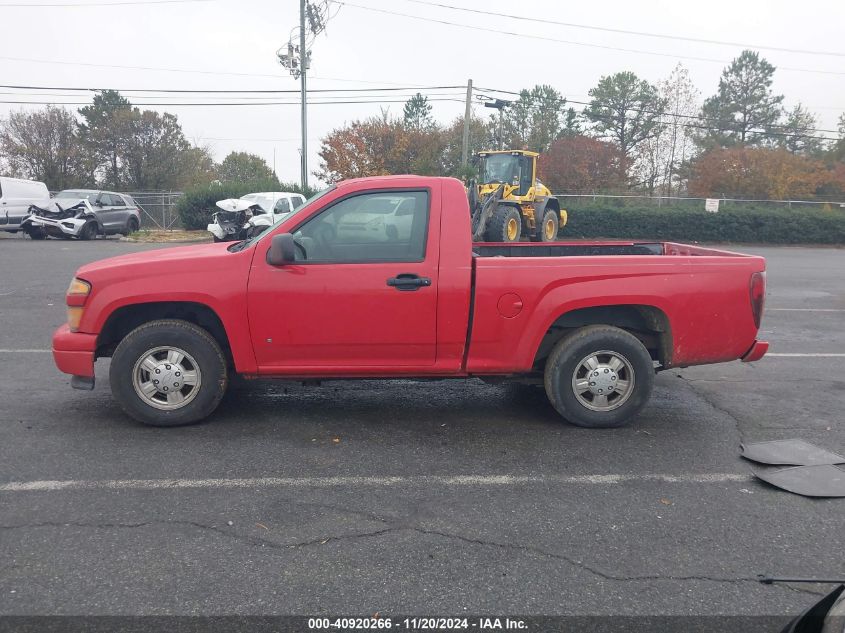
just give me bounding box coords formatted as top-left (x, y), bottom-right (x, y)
top-left (629, 64), bottom-right (699, 195)
top-left (0, 106), bottom-right (92, 190)
top-left (659, 64), bottom-right (700, 195)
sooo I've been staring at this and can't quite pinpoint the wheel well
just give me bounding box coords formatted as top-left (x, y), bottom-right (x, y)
top-left (533, 305), bottom-right (672, 370)
top-left (96, 302), bottom-right (232, 364)
top-left (545, 197), bottom-right (560, 213)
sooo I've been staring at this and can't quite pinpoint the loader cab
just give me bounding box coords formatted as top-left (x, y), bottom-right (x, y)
top-left (477, 151), bottom-right (537, 198)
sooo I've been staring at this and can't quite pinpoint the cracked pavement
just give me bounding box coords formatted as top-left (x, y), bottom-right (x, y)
top-left (0, 239), bottom-right (843, 622)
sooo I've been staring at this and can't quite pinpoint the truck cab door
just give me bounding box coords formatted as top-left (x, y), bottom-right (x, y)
top-left (247, 187), bottom-right (439, 372)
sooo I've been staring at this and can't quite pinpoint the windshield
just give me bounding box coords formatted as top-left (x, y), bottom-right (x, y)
top-left (228, 186), bottom-right (336, 252)
top-left (480, 154), bottom-right (520, 185)
top-left (56, 190), bottom-right (98, 203)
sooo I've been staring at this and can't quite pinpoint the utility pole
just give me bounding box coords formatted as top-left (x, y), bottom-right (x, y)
top-left (461, 78), bottom-right (473, 167)
top-left (278, 1), bottom-right (334, 189)
top-left (483, 98), bottom-right (512, 150)
top-left (299, 0), bottom-right (308, 189)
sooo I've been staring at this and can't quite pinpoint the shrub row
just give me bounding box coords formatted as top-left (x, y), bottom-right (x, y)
top-left (176, 179), bottom-right (317, 230)
top-left (563, 205), bottom-right (845, 244)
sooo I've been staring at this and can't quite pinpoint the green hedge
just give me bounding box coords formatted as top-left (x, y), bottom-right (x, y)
top-left (177, 180), bottom-right (318, 230)
top-left (563, 205), bottom-right (845, 244)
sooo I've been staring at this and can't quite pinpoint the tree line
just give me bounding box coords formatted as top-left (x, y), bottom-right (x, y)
top-left (0, 90), bottom-right (279, 192)
top-left (318, 50), bottom-right (845, 200)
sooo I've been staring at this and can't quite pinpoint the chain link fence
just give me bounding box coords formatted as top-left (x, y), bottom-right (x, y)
top-left (126, 192), bottom-right (184, 229)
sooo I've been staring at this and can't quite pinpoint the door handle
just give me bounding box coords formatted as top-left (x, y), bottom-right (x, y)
top-left (386, 273), bottom-right (431, 291)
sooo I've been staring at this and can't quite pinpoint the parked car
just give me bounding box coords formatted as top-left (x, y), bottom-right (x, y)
top-left (0, 176), bottom-right (51, 233)
top-left (21, 189), bottom-right (141, 240)
top-left (52, 176), bottom-right (768, 427)
top-left (207, 192), bottom-right (306, 242)
top-left (241, 192), bottom-right (306, 216)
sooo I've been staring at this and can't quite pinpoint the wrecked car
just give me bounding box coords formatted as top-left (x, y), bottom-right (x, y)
top-left (21, 190), bottom-right (141, 240)
top-left (207, 192), bottom-right (305, 242)
top-left (207, 198), bottom-right (265, 242)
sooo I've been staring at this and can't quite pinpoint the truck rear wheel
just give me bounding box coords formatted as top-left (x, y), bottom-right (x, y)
top-left (543, 325), bottom-right (654, 428)
top-left (110, 319), bottom-right (228, 426)
top-left (484, 206), bottom-right (522, 242)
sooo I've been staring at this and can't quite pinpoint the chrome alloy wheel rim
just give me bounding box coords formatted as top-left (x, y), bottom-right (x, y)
top-left (571, 350), bottom-right (635, 412)
top-left (132, 346), bottom-right (201, 410)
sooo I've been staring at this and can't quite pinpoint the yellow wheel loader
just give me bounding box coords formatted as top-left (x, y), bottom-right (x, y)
top-left (468, 150), bottom-right (567, 243)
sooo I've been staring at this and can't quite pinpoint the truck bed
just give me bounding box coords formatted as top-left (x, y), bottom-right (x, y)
top-left (466, 239), bottom-right (766, 374)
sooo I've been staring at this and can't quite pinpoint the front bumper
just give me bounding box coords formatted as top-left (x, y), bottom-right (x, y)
top-left (741, 340), bottom-right (769, 362)
top-left (24, 215), bottom-right (86, 237)
top-left (52, 324), bottom-right (97, 378)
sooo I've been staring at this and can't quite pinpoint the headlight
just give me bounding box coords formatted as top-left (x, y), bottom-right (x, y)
top-left (67, 277), bottom-right (91, 296)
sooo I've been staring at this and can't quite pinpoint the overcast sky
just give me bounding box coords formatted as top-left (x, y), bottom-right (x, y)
top-left (1, 0), bottom-right (843, 187)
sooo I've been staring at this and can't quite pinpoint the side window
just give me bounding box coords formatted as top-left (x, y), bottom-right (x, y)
top-left (293, 191), bottom-right (429, 263)
top-left (98, 194), bottom-right (115, 206)
top-left (111, 195), bottom-right (126, 206)
top-left (274, 198), bottom-right (291, 214)
top-left (292, 196), bottom-right (304, 209)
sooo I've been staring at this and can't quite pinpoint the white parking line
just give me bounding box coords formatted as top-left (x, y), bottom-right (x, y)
top-left (0, 349), bottom-right (51, 353)
top-left (768, 308), bottom-right (845, 312)
top-left (767, 353), bottom-right (845, 357)
top-left (0, 472), bottom-right (752, 493)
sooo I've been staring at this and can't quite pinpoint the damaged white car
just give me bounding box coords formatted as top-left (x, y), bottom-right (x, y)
top-left (207, 192), bottom-right (305, 242)
top-left (21, 189), bottom-right (141, 240)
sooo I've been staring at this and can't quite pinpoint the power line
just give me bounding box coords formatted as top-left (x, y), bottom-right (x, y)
top-left (399, 0), bottom-right (845, 58)
top-left (0, 0), bottom-right (210, 6)
top-left (0, 98), bottom-right (466, 106)
top-left (0, 55), bottom-right (286, 78)
top-left (0, 83), bottom-right (465, 94)
top-left (334, 1), bottom-right (845, 76)
top-left (0, 91), bottom-right (467, 103)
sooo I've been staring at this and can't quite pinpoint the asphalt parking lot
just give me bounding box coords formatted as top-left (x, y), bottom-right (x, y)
top-left (0, 236), bottom-right (843, 625)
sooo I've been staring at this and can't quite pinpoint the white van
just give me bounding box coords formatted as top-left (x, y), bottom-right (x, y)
top-left (0, 177), bottom-right (51, 232)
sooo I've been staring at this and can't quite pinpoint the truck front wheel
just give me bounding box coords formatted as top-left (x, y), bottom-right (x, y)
top-left (543, 325), bottom-right (654, 428)
top-left (110, 319), bottom-right (228, 426)
top-left (484, 206), bottom-right (522, 242)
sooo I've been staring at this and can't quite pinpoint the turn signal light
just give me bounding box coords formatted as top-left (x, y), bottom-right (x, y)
top-left (66, 277), bottom-right (91, 331)
top-left (67, 306), bottom-right (85, 332)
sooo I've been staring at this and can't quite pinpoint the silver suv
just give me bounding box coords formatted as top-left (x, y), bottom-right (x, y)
top-left (22, 189), bottom-right (141, 240)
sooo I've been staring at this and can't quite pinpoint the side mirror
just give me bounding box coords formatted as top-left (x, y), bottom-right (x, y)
top-left (266, 233), bottom-right (296, 266)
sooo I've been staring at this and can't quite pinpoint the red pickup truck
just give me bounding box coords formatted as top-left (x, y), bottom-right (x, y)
top-left (53, 176), bottom-right (768, 428)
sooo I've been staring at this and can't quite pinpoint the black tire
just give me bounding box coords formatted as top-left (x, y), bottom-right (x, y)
top-left (125, 216), bottom-right (140, 235)
top-left (484, 205), bottom-right (522, 242)
top-left (538, 208), bottom-right (559, 242)
top-left (543, 325), bottom-right (654, 428)
top-left (26, 227), bottom-right (46, 240)
top-left (78, 221), bottom-right (98, 241)
top-left (110, 319), bottom-right (228, 427)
